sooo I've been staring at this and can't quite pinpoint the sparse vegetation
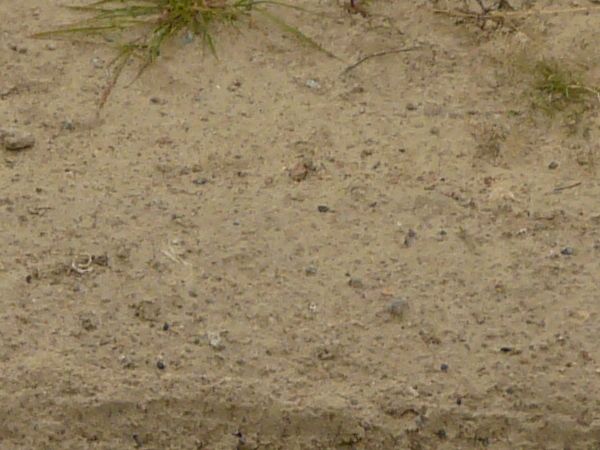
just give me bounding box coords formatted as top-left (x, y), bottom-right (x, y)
top-left (33, 0), bottom-right (333, 108)
top-left (532, 59), bottom-right (599, 115)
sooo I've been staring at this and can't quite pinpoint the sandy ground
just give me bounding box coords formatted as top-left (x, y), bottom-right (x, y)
top-left (2, 0), bottom-right (600, 448)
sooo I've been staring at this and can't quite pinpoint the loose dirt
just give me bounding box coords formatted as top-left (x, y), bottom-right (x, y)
top-left (2, 1), bottom-right (600, 448)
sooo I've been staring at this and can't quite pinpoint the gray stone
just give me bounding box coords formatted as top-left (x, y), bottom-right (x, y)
top-left (1, 127), bottom-right (35, 150)
top-left (387, 298), bottom-right (409, 319)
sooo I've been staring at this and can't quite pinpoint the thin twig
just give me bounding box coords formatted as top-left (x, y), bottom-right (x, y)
top-left (553, 181), bottom-right (581, 193)
top-left (433, 6), bottom-right (600, 19)
top-left (341, 46), bottom-right (421, 76)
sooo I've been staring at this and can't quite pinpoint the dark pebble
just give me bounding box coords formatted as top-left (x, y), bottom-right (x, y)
top-left (560, 247), bottom-right (575, 256)
top-left (440, 363), bottom-right (449, 372)
top-left (317, 205), bottom-right (330, 213)
top-left (305, 266), bottom-right (318, 276)
top-left (548, 161), bottom-right (559, 169)
top-left (156, 360), bottom-right (166, 370)
top-left (162, 322), bottom-right (170, 331)
top-left (404, 229), bottom-right (417, 247)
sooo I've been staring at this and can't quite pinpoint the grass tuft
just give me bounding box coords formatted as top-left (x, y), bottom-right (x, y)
top-left (532, 59), bottom-right (599, 114)
top-left (33, 0), bottom-right (335, 109)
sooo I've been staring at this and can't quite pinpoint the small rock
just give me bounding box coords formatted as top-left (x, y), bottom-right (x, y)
top-left (548, 161), bottom-right (559, 169)
top-left (305, 266), bottom-right (318, 276)
top-left (193, 177), bottom-right (208, 185)
top-left (62, 120), bottom-right (75, 131)
top-left (207, 331), bottom-right (225, 351)
top-left (406, 102), bottom-right (417, 111)
top-left (305, 79), bottom-right (320, 89)
top-left (440, 363), bottom-right (449, 372)
top-left (387, 298), bottom-right (408, 319)
top-left (227, 80), bottom-right (242, 92)
top-left (1, 127), bottom-right (35, 150)
top-left (150, 96), bottom-right (165, 105)
top-left (119, 355), bottom-right (135, 369)
top-left (156, 360), bottom-right (166, 370)
top-left (91, 57), bottom-right (104, 68)
top-left (404, 229), bottom-right (417, 247)
top-left (317, 205), bottom-right (330, 213)
top-left (561, 247), bottom-right (575, 256)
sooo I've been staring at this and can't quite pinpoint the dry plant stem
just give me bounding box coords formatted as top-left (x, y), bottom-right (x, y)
top-left (553, 181), bottom-right (582, 193)
top-left (574, 84), bottom-right (600, 103)
top-left (341, 46), bottom-right (421, 75)
top-left (433, 5), bottom-right (600, 19)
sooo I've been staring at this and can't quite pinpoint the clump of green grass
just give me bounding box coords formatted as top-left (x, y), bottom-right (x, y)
top-left (34, 0), bottom-right (334, 108)
top-left (532, 59), bottom-right (599, 114)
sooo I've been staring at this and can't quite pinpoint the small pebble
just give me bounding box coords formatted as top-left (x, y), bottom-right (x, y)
top-left (560, 247), bottom-right (575, 256)
top-left (348, 277), bottom-right (363, 289)
top-left (440, 363), bottom-right (449, 372)
top-left (193, 177), bottom-right (208, 185)
top-left (317, 205), bottom-right (330, 213)
top-left (156, 360), bottom-right (166, 370)
top-left (162, 322), bottom-right (170, 331)
top-left (62, 120), bottom-right (75, 131)
top-left (305, 266), bottom-right (317, 276)
top-left (207, 331), bottom-right (225, 351)
top-left (91, 57), bottom-right (104, 68)
top-left (404, 229), bottom-right (417, 247)
top-left (406, 102), bottom-right (417, 111)
top-left (182, 30), bottom-right (195, 44)
top-left (387, 298), bottom-right (409, 318)
top-left (1, 127), bottom-right (35, 150)
top-left (305, 79), bottom-right (320, 89)
top-left (548, 161), bottom-right (559, 169)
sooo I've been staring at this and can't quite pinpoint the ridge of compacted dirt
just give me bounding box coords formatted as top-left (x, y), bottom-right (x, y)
top-left (2, 1), bottom-right (600, 448)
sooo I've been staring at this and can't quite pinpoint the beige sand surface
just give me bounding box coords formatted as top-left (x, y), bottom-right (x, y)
top-left (2, 1), bottom-right (600, 448)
